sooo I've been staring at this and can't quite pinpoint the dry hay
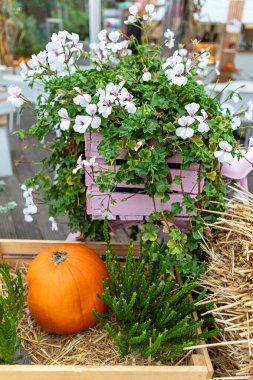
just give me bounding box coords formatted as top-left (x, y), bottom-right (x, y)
top-left (200, 187), bottom-right (253, 379)
top-left (1, 264), bottom-right (193, 367)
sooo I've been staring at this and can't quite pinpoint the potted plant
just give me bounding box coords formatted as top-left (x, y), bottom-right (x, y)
top-left (9, 3), bottom-right (250, 274)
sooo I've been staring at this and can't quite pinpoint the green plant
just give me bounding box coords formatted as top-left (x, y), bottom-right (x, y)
top-left (93, 223), bottom-right (220, 362)
top-left (10, 3), bottom-right (250, 265)
top-left (0, 263), bottom-right (24, 364)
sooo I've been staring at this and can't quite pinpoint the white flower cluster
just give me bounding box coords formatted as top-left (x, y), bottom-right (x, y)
top-left (57, 82), bottom-right (136, 135)
top-left (125, 4), bottom-right (156, 24)
top-left (162, 50), bottom-right (191, 86)
top-left (73, 155), bottom-right (98, 174)
top-left (164, 29), bottom-right (175, 49)
top-left (196, 49), bottom-right (210, 77)
top-left (89, 30), bottom-right (131, 68)
top-left (49, 216), bottom-right (58, 231)
top-left (7, 86), bottom-right (24, 108)
top-left (20, 31), bottom-right (82, 79)
top-left (214, 141), bottom-right (233, 164)
top-left (21, 184), bottom-right (37, 222)
top-left (176, 103), bottom-right (209, 139)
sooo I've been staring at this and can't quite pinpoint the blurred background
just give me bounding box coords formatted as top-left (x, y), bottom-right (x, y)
top-left (1, 0), bottom-right (253, 80)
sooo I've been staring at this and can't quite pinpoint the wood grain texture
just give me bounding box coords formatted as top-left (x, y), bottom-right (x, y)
top-left (0, 239), bottom-right (139, 256)
top-left (0, 365), bottom-right (210, 380)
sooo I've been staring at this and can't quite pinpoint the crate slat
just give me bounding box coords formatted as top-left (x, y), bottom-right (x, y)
top-left (0, 364), bottom-right (210, 380)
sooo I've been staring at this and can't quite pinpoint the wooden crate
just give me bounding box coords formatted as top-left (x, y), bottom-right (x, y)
top-left (84, 133), bottom-right (203, 227)
top-left (0, 239), bottom-right (213, 380)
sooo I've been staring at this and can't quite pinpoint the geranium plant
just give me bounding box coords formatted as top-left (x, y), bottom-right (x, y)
top-left (9, 3), bottom-right (250, 272)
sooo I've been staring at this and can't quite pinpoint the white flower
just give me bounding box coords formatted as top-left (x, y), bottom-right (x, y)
top-left (127, 5), bottom-right (138, 23)
top-left (119, 88), bottom-right (136, 113)
top-left (176, 116), bottom-right (195, 139)
top-left (215, 60), bottom-right (220, 75)
top-left (164, 29), bottom-right (175, 49)
top-left (185, 103), bottom-right (200, 117)
top-left (129, 5), bottom-right (138, 16)
top-left (98, 94), bottom-right (114, 118)
top-left (221, 103), bottom-right (235, 116)
top-left (73, 115), bottom-right (90, 133)
top-left (162, 51), bottom-right (182, 70)
top-left (195, 110), bottom-right (209, 133)
top-left (58, 108), bottom-right (71, 131)
top-left (245, 101), bottom-right (253, 120)
top-left (68, 32), bottom-right (83, 51)
top-left (21, 184), bottom-right (34, 198)
top-left (232, 91), bottom-right (239, 103)
top-left (98, 29), bottom-right (107, 41)
top-left (171, 63), bottom-right (187, 86)
top-left (24, 214), bottom-right (33, 223)
top-left (198, 50), bottom-right (210, 69)
top-left (106, 81), bottom-right (124, 98)
top-left (73, 94), bottom-right (91, 107)
top-left (27, 204), bottom-right (38, 214)
top-left (20, 61), bottom-right (29, 78)
top-left (185, 58), bottom-right (192, 73)
top-left (214, 141), bottom-right (233, 163)
top-left (124, 101), bottom-right (136, 114)
top-left (51, 30), bottom-right (68, 44)
top-left (143, 4), bottom-right (156, 21)
top-left (108, 31), bottom-right (121, 53)
top-left (7, 86), bottom-right (24, 107)
top-left (231, 116), bottom-right (241, 130)
top-left (249, 136), bottom-right (253, 147)
top-left (85, 104), bottom-right (101, 129)
top-left (49, 216), bottom-right (58, 231)
top-left (179, 48), bottom-right (187, 57)
top-left (235, 148), bottom-right (246, 157)
top-left (46, 40), bottom-right (64, 64)
top-left (102, 210), bottom-right (113, 220)
top-left (142, 71), bottom-right (151, 82)
top-left (73, 155), bottom-right (98, 174)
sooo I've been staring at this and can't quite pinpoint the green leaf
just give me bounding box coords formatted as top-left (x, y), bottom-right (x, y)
top-left (173, 175), bottom-right (182, 185)
top-left (206, 171), bottom-right (216, 181)
top-left (171, 202), bottom-right (183, 214)
top-left (142, 223), bottom-right (160, 242)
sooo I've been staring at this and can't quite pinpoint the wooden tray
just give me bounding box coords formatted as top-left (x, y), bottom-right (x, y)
top-left (0, 239), bottom-right (213, 380)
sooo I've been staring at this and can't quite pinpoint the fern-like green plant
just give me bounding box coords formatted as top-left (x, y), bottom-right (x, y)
top-left (0, 263), bottom-right (24, 364)
top-left (93, 222), bottom-right (220, 362)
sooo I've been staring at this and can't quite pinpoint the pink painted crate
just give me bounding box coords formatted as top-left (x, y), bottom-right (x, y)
top-left (84, 133), bottom-right (203, 226)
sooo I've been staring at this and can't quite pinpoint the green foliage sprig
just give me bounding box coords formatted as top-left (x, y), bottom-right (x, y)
top-left (0, 263), bottom-right (24, 364)
top-left (93, 223), bottom-right (220, 362)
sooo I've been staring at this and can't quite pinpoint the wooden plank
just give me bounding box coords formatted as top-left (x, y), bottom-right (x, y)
top-left (0, 364), bottom-right (209, 380)
top-left (86, 166), bottom-right (201, 194)
top-left (86, 191), bottom-right (195, 219)
top-left (0, 239), bottom-right (139, 256)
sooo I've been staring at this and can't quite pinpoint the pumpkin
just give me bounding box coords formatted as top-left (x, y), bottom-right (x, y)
top-left (27, 244), bottom-right (109, 334)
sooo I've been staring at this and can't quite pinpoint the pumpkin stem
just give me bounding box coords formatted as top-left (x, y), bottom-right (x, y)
top-left (51, 251), bottom-right (68, 265)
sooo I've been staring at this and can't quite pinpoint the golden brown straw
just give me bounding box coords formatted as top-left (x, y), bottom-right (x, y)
top-left (200, 186), bottom-right (253, 378)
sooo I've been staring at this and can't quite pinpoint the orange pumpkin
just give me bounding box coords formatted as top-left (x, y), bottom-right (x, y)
top-left (27, 244), bottom-right (109, 334)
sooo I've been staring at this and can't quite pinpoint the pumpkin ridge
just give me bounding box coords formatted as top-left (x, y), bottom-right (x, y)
top-left (64, 260), bottom-right (93, 330)
top-left (66, 258), bottom-right (107, 326)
